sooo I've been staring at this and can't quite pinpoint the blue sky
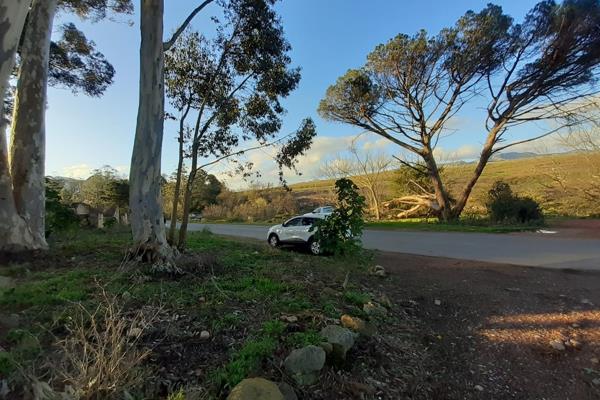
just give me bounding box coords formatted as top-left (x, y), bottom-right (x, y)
top-left (44, 0), bottom-right (548, 186)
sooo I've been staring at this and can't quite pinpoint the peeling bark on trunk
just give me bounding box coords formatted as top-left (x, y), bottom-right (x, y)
top-left (9, 0), bottom-right (57, 250)
top-left (422, 149), bottom-right (453, 221)
top-left (129, 0), bottom-right (173, 262)
top-left (0, 0), bottom-right (37, 252)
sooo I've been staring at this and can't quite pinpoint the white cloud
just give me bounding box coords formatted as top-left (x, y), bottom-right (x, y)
top-left (60, 164), bottom-right (94, 179)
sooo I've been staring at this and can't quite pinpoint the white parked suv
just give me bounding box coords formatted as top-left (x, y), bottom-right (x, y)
top-left (303, 206), bottom-right (334, 218)
top-left (267, 215), bottom-right (325, 255)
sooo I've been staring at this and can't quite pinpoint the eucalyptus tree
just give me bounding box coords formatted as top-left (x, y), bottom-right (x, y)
top-left (319, 0), bottom-right (600, 221)
top-left (0, 0), bottom-right (34, 251)
top-left (0, 0), bottom-right (132, 251)
top-left (129, 0), bottom-right (215, 263)
top-left (163, 2), bottom-right (316, 249)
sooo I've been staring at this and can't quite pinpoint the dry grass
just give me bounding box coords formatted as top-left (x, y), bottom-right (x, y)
top-left (51, 287), bottom-right (157, 399)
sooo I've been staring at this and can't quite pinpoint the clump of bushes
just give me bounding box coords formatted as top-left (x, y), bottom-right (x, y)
top-left (202, 187), bottom-right (298, 222)
top-left (486, 181), bottom-right (543, 223)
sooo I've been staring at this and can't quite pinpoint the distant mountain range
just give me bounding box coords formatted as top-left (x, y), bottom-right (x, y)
top-left (492, 151), bottom-right (539, 161)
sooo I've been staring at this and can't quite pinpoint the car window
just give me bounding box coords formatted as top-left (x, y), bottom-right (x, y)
top-left (285, 217), bottom-right (303, 227)
top-left (323, 206), bottom-right (334, 213)
top-left (302, 218), bottom-right (313, 226)
top-left (312, 208), bottom-right (320, 213)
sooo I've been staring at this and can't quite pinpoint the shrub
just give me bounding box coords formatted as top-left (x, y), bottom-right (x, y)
top-left (486, 181), bottom-right (543, 223)
top-left (45, 178), bottom-right (78, 237)
top-left (313, 178), bottom-right (365, 255)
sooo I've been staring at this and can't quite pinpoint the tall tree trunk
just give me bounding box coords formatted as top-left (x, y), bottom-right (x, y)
top-left (129, 0), bottom-right (172, 261)
top-left (167, 126), bottom-right (186, 245)
top-left (0, 0), bottom-right (37, 251)
top-left (367, 185), bottom-right (380, 220)
top-left (422, 149), bottom-right (453, 221)
top-left (450, 129), bottom-right (499, 219)
top-left (177, 147), bottom-right (198, 249)
top-left (10, 0), bottom-right (57, 250)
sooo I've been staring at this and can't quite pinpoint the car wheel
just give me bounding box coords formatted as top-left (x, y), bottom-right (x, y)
top-left (268, 234), bottom-right (279, 248)
top-left (308, 238), bottom-right (321, 255)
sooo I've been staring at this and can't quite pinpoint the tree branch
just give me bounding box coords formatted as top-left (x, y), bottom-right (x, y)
top-left (163, 0), bottom-right (216, 51)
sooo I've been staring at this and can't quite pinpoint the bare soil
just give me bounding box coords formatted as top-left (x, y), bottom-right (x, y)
top-left (376, 251), bottom-right (600, 400)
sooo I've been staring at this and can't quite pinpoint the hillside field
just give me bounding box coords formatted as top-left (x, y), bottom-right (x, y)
top-left (287, 152), bottom-right (600, 218)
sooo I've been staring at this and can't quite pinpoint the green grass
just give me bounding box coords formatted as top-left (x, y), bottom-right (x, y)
top-left (343, 290), bottom-right (371, 306)
top-left (1, 228), bottom-right (375, 398)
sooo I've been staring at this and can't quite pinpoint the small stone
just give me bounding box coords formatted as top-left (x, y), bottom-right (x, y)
top-left (0, 276), bottom-right (14, 290)
top-left (593, 378), bottom-right (600, 387)
top-left (128, 327), bottom-right (143, 338)
top-left (571, 323), bottom-right (580, 328)
top-left (566, 339), bottom-right (582, 349)
top-left (581, 298), bottom-right (593, 305)
top-left (320, 325), bottom-right (356, 361)
top-left (369, 265), bottom-right (387, 277)
top-left (322, 287), bottom-right (339, 297)
top-left (434, 299), bottom-right (441, 306)
top-left (363, 301), bottom-right (388, 318)
top-left (340, 314), bottom-right (374, 335)
top-left (280, 315), bottom-right (298, 323)
top-left (591, 357), bottom-right (599, 364)
top-left (283, 345), bottom-right (326, 385)
top-left (227, 378), bottom-right (284, 400)
top-left (200, 330), bottom-right (210, 340)
top-left (474, 385), bottom-right (484, 392)
top-left (277, 382), bottom-right (297, 400)
top-left (549, 339), bottom-right (565, 351)
top-left (198, 296), bottom-right (206, 303)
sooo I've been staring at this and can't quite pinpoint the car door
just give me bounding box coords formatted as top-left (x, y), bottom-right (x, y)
top-left (298, 217), bottom-right (315, 242)
top-left (281, 217), bottom-right (302, 242)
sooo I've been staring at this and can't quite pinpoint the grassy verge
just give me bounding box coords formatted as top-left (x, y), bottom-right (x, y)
top-left (1, 227), bottom-right (405, 399)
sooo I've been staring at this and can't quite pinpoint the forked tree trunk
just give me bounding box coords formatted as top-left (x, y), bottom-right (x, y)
top-left (9, 0), bottom-right (58, 250)
top-left (177, 146), bottom-right (198, 249)
top-left (167, 105), bottom-right (190, 245)
top-left (129, 0), bottom-right (173, 261)
top-left (0, 0), bottom-right (36, 251)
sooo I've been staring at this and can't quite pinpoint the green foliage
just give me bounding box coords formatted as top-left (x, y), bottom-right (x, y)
top-left (213, 336), bottom-right (278, 389)
top-left (76, 166), bottom-right (128, 210)
top-left (486, 181), bottom-right (543, 223)
top-left (262, 320), bottom-right (285, 337)
top-left (313, 178), bottom-right (365, 255)
top-left (343, 290), bottom-right (370, 306)
top-left (285, 331), bottom-right (323, 348)
top-left (45, 177), bottom-right (78, 237)
top-left (0, 270), bottom-right (95, 307)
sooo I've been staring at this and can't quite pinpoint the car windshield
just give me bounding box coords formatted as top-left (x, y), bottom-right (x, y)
top-left (322, 206), bottom-right (334, 212)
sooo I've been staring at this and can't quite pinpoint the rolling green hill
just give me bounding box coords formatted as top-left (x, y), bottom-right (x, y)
top-left (288, 152), bottom-right (600, 217)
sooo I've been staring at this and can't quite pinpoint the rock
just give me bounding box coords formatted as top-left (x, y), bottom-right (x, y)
top-left (566, 339), bottom-right (581, 349)
top-left (474, 385), bottom-right (484, 392)
top-left (200, 330), bottom-right (210, 340)
top-left (581, 298), bottom-right (593, 305)
top-left (340, 315), bottom-right (374, 335)
top-left (591, 357), bottom-right (599, 364)
top-left (0, 276), bottom-right (14, 290)
top-left (128, 327), bottom-right (143, 338)
top-left (280, 315), bottom-right (298, 323)
top-left (322, 287), bottom-right (339, 297)
top-left (549, 339), bottom-right (565, 351)
top-left (198, 296), bottom-right (206, 303)
top-left (363, 301), bottom-right (388, 318)
top-left (571, 323), bottom-right (580, 328)
top-left (593, 378), bottom-right (600, 387)
top-left (434, 299), bottom-right (441, 306)
top-left (283, 345), bottom-right (326, 385)
top-left (376, 294), bottom-right (393, 309)
top-left (369, 265), bottom-right (386, 277)
top-left (277, 382), bottom-right (298, 400)
top-left (227, 378), bottom-right (284, 400)
top-left (320, 325), bottom-right (356, 361)
top-left (319, 342), bottom-right (333, 354)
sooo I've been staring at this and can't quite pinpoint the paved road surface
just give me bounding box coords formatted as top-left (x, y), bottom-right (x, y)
top-left (185, 223), bottom-right (600, 270)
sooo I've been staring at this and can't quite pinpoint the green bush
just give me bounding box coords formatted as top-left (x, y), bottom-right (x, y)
top-left (312, 178), bottom-right (365, 255)
top-left (45, 178), bottom-right (78, 237)
top-left (486, 181), bottom-right (543, 223)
